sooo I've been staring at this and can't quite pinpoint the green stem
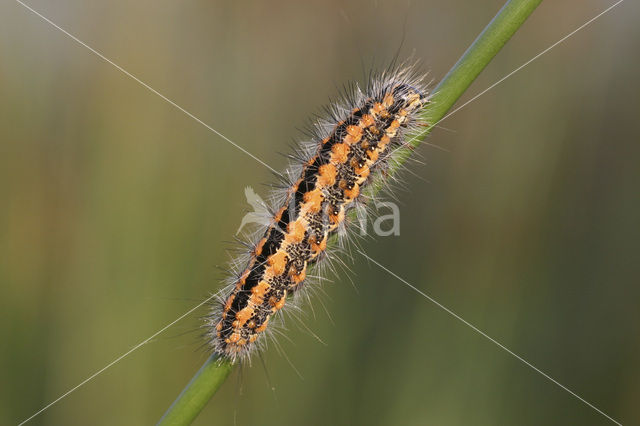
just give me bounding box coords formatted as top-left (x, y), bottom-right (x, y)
top-left (392, 0), bottom-right (543, 172)
top-left (157, 1), bottom-right (542, 424)
top-left (156, 355), bottom-right (233, 426)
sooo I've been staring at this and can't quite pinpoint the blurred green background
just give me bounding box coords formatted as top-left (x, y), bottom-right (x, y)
top-left (1, 0), bottom-right (639, 425)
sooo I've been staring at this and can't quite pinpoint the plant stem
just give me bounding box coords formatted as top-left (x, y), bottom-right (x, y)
top-left (392, 0), bottom-right (543, 172)
top-left (156, 355), bottom-right (233, 426)
top-left (157, 0), bottom-right (542, 424)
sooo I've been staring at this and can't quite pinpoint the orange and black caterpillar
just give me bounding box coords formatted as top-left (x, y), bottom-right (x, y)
top-left (207, 67), bottom-right (428, 361)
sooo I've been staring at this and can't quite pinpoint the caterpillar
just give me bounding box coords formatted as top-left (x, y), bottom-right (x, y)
top-left (207, 66), bottom-right (429, 361)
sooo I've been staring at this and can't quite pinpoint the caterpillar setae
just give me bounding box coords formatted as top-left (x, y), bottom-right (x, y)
top-left (206, 65), bottom-right (429, 362)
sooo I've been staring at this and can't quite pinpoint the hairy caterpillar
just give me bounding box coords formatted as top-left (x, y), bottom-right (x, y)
top-left (207, 66), bottom-right (429, 361)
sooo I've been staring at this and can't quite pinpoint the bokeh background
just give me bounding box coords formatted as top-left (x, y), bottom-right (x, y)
top-left (1, 0), bottom-right (638, 425)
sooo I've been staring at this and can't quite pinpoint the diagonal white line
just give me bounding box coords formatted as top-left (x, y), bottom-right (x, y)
top-left (357, 249), bottom-right (622, 426)
top-left (409, 0), bottom-right (625, 145)
top-left (14, 0), bottom-right (282, 177)
top-left (439, 0), bottom-right (625, 123)
top-left (17, 295), bottom-right (216, 426)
